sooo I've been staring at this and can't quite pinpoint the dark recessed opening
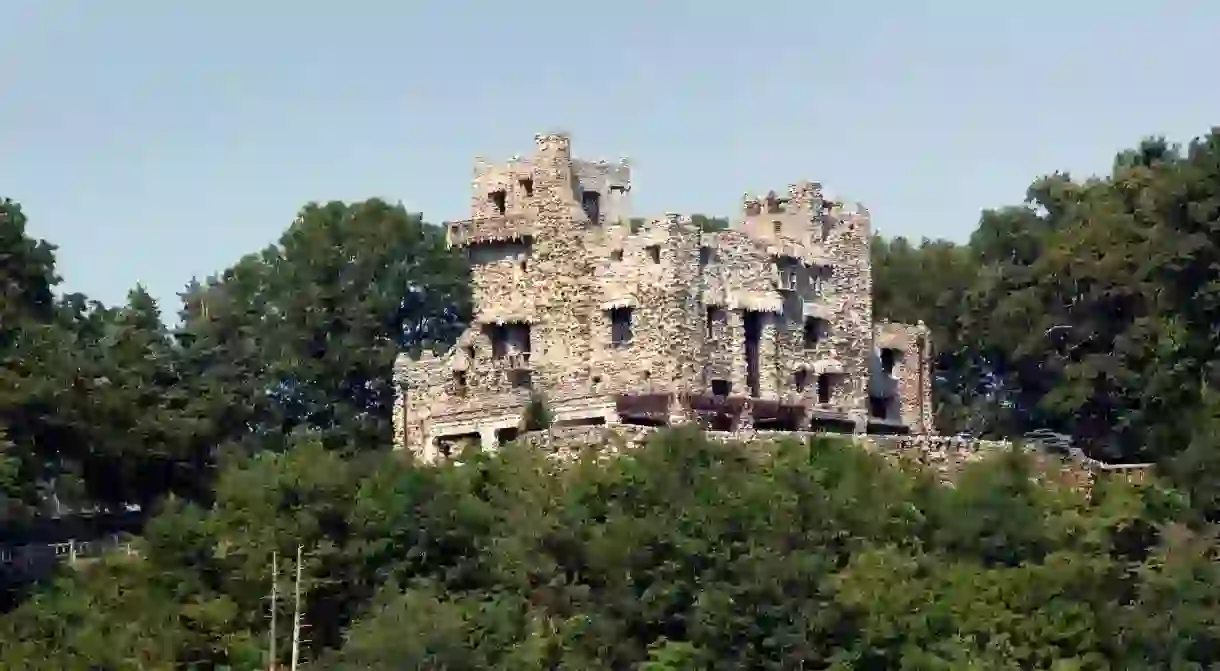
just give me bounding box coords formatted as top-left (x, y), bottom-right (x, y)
top-left (744, 310), bottom-right (761, 397)
top-left (610, 307), bottom-right (633, 347)
top-left (803, 317), bottom-right (822, 349)
top-left (816, 374), bottom-right (832, 404)
top-left (711, 379), bottom-right (731, 396)
top-left (489, 189), bottom-right (507, 215)
top-left (582, 190), bottom-right (601, 223)
top-left (699, 246), bottom-right (711, 265)
top-left (646, 245), bottom-right (660, 263)
top-left (881, 348), bottom-right (897, 375)
top-left (795, 369), bottom-right (808, 392)
top-left (869, 396), bottom-right (887, 419)
top-left (519, 178), bottom-right (534, 196)
top-left (611, 249), bottom-right (623, 261)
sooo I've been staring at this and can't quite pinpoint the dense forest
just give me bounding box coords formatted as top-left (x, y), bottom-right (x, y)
top-left (2, 130), bottom-right (1220, 668)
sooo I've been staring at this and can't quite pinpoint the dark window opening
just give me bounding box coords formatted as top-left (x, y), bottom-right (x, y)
top-left (880, 348), bottom-right (897, 375)
top-left (795, 369), bottom-right (808, 392)
top-left (773, 220), bottom-right (783, 235)
top-left (869, 396), bottom-right (887, 419)
top-left (803, 318), bottom-right (822, 348)
top-left (816, 374), bottom-right (832, 404)
top-left (510, 370), bottom-right (532, 388)
top-left (610, 307), bottom-right (633, 347)
top-left (453, 370), bottom-right (467, 393)
top-left (711, 379), bottom-right (731, 396)
top-left (706, 306), bottom-right (723, 338)
top-left (744, 310), bottom-right (762, 397)
top-left (646, 245), bottom-right (660, 263)
top-left (489, 189), bottom-right (507, 215)
top-left (592, 375), bottom-right (602, 387)
top-left (496, 427), bottom-right (520, 446)
top-left (699, 246), bottom-right (712, 265)
top-left (554, 416), bottom-right (607, 428)
top-left (582, 190), bottom-right (601, 223)
top-left (519, 259), bottom-right (528, 272)
top-left (519, 178), bottom-right (534, 196)
top-left (488, 324), bottom-right (508, 358)
top-left (609, 184), bottom-right (628, 194)
top-left (611, 249), bottom-right (623, 261)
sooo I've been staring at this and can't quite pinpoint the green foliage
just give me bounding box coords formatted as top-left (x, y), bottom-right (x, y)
top-left (522, 392), bottom-right (554, 432)
top-left (6, 428), bottom-right (1212, 668)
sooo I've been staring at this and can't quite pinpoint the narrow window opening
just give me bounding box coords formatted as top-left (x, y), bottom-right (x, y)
top-left (795, 369), bottom-right (808, 392)
top-left (609, 184), bottom-right (628, 194)
top-left (453, 370), bottom-right (467, 393)
top-left (803, 318), bottom-right (822, 349)
top-left (646, 245), bottom-right (660, 263)
top-left (699, 246), bottom-right (711, 266)
top-left (744, 310), bottom-right (762, 397)
top-left (489, 189), bottom-right (507, 215)
top-left (610, 307), bottom-right (633, 347)
top-left (519, 177), bottom-right (534, 196)
top-left (881, 348), bottom-right (897, 375)
top-left (711, 379), bottom-right (731, 396)
top-left (488, 324), bottom-right (508, 358)
top-left (520, 259), bottom-right (528, 272)
top-left (773, 220), bottom-right (783, 235)
top-left (582, 190), bottom-right (601, 223)
top-left (816, 374), bottom-right (832, 404)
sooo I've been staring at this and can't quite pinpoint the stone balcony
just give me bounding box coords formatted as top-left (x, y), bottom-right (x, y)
top-left (446, 214), bottom-right (534, 248)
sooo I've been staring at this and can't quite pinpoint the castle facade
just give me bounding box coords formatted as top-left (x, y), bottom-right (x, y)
top-left (392, 133), bottom-right (933, 460)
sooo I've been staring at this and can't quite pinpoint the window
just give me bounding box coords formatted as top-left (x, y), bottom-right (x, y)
top-left (773, 220), bottom-right (783, 235)
top-left (646, 245), bottom-right (660, 263)
top-left (869, 397), bottom-right (887, 419)
top-left (803, 317), bottom-right (822, 349)
top-left (611, 249), bottom-right (623, 262)
top-left (881, 348), bottom-right (897, 375)
top-left (519, 177), bottom-right (534, 196)
top-left (706, 306), bottom-right (723, 338)
top-left (699, 246), bottom-right (712, 266)
top-left (711, 379), bottom-right (731, 396)
top-left (519, 259), bottom-right (528, 272)
top-left (453, 370), bottom-right (467, 393)
top-left (610, 307), bottom-right (633, 346)
top-left (488, 324), bottom-right (508, 358)
top-left (489, 189), bottom-right (507, 215)
top-left (816, 374), bottom-right (832, 404)
top-left (795, 369), bottom-right (808, 392)
top-left (582, 190), bottom-right (601, 223)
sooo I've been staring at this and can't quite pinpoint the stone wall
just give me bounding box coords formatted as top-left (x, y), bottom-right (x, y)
top-left (514, 424), bottom-right (1153, 489)
top-left (393, 132), bottom-right (936, 459)
top-left (874, 321), bottom-right (934, 432)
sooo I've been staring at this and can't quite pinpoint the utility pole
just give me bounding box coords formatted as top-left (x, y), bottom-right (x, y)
top-left (290, 545), bottom-right (304, 671)
top-left (268, 551), bottom-right (278, 671)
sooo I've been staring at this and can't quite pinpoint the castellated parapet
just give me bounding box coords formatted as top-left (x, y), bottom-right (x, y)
top-left (393, 133), bottom-right (935, 461)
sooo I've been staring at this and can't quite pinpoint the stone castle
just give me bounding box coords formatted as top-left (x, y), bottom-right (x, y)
top-left (392, 133), bottom-right (933, 461)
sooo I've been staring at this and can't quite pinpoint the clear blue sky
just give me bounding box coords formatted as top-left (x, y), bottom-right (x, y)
top-left (2, 1), bottom-right (1215, 313)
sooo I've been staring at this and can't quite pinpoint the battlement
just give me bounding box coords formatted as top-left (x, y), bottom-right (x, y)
top-left (394, 132), bottom-right (933, 461)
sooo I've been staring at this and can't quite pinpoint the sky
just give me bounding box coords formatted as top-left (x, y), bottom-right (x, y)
top-left (1, 1), bottom-right (1216, 314)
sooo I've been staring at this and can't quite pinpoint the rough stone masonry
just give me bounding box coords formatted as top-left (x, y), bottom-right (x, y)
top-left (392, 132), bottom-right (934, 461)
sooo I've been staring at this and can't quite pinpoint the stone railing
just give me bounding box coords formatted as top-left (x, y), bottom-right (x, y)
top-left (511, 424), bottom-right (1154, 487)
top-left (446, 214), bottom-right (534, 248)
